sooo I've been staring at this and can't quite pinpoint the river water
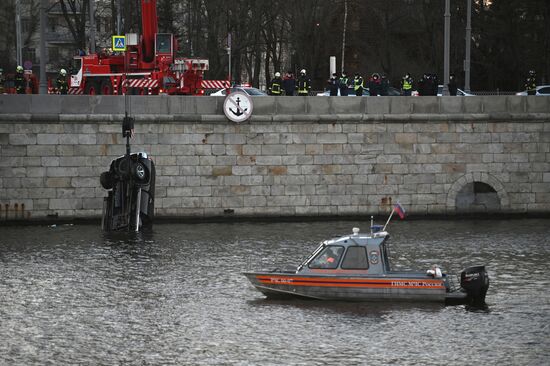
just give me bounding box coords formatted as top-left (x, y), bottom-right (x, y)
top-left (0, 218), bottom-right (549, 365)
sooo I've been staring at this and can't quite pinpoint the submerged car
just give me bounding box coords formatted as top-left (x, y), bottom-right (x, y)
top-left (100, 152), bottom-right (155, 232)
top-left (211, 87), bottom-right (267, 96)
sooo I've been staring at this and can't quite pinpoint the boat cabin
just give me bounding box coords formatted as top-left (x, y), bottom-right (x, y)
top-left (297, 227), bottom-right (391, 275)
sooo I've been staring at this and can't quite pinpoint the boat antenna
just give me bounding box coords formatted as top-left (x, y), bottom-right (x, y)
top-left (370, 216), bottom-right (374, 234)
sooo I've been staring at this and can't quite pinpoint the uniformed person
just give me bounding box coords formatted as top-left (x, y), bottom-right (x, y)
top-left (327, 73), bottom-right (339, 96)
top-left (401, 73), bottom-right (413, 96)
top-left (353, 73), bottom-right (363, 96)
top-left (296, 69), bottom-right (311, 96)
top-left (525, 70), bottom-right (536, 95)
top-left (269, 72), bottom-right (283, 96)
top-left (14, 65), bottom-right (26, 94)
top-left (57, 69), bottom-right (69, 95)
top-left (339, 71), bottom-right (350, 96)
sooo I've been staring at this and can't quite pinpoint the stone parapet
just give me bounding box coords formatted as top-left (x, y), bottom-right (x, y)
top-left (1, 94), bottom-right (550, 117)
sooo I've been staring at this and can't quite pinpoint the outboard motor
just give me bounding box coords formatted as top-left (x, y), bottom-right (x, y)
top-left (460, 265), bottom-right (490, 306)
top-left (100, 115), bottom-right (155, 232)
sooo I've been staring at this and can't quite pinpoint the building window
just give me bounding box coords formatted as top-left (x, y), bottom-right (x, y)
top-left (49, 17), bottom-right (56, 32)
top-left (21, 18), bottom-right (32, 33)
top-left (48, 47), bottom-right (59, 62)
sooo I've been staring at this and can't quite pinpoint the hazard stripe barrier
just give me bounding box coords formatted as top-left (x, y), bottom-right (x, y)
top-left (123, 79), bottom-right (159, 88)
top-left (201, 80), bottom-right (230, 89)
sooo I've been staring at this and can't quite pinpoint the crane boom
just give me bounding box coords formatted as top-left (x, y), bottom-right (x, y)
top-left (141, 0), bottom-right (158, 63)
top-left (65, 0), bottom-right (208, 96)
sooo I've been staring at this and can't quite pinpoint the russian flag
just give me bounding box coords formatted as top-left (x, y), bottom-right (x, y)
top-left (394, 203), bottom-right (406, 219)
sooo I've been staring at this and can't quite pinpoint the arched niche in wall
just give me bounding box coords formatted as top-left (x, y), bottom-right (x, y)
top-left (446, 173), bottom-right (510, 213)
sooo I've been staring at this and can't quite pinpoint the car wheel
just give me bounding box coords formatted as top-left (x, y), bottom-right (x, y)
top-left (133, 161), bottom-right (149, 184)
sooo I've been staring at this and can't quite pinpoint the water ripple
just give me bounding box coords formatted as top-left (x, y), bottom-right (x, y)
top-left (0, 219), bottom-right (549, 365)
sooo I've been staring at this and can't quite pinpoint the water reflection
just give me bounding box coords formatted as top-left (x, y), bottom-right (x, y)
top-left (248, 298), bottom-right (446, 317)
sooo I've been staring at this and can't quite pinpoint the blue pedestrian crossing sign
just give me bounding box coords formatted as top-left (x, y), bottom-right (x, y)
top-left (112, 36), bottom-right (126, 51)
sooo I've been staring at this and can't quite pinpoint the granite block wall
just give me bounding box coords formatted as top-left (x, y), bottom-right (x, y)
top-left (1, 95), bottom-right (549, 221)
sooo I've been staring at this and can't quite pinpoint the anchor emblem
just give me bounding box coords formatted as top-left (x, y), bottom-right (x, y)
top-left (223, 92), bottom-right (253, 123)
top-left (228, 97), bottom-right (248, 117)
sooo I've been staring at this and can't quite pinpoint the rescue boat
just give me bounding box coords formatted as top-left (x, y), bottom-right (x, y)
top-left (244, 226), bottom-right (489, 306)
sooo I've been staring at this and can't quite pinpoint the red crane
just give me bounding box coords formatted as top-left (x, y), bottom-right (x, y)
top-left (67, 0), bottom-right (208, 95)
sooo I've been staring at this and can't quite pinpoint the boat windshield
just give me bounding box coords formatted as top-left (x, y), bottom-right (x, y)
top-left (308, 246), bottom-right (344, 269)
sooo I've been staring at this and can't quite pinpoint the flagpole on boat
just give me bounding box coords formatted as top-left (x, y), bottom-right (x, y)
top-left (382, 207), bottom-right (395, 232)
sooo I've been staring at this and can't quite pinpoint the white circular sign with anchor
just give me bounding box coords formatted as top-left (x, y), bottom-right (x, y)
top-left (223, 92), bottom-right (253, 123)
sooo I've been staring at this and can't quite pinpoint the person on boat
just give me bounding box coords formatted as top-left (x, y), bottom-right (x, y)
top-left (318, 247), bottom-right (340, 268)
top-left (427, 265), bottom-right (443, 278)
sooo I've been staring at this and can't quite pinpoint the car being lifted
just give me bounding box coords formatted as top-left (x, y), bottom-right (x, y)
top-left (100, 116), bottom-right (155, 232)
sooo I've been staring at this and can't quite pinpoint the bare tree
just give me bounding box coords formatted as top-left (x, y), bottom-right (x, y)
top-left (43, 0), bottom-right (550, 91)
top-left (0, 1), bottom-right (17, 71)
top-left (58, 0), bottom-right (89, 50)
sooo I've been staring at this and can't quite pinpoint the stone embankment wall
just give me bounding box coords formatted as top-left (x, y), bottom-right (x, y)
top-left (0, 95), bottom-right (549, 221)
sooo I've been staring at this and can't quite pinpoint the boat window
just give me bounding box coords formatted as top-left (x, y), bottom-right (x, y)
top-left (341, 246), bottom-right (369, 269)
top-left (308, 246), bottom-right (344, 269)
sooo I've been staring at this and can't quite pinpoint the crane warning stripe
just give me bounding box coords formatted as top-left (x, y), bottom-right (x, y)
top-left (124, 79), bottom-right (159, 88)
top-left (202, 80), bottom-right (230, 89)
